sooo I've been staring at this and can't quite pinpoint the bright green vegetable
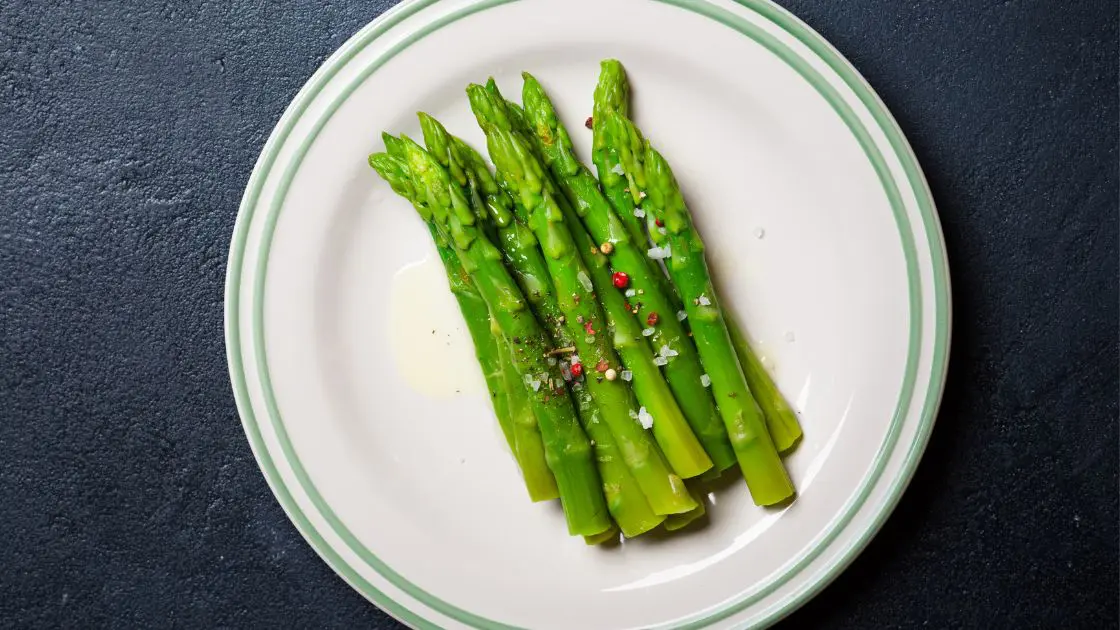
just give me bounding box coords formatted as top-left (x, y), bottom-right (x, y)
top-left (521, 73), bottom-right (736, 474)
top-left (590, 61), bottom-right (803, 455)
top-left (605, 110), bottom-right (794, 505)
top-left (574, 378), bottom-right (665, 537)
top-left (502, 80), bottom-right (712, 480)
top-left (730, 321), bottom-right (803, 453)
top-left (386, 138), bottom-right (612, 534)
top-left (591, 59), bottom-right (648, 248)
top-left (370, 149), bottom-right (559, 502)
top-left (664, 485), bottom-right (707, 532)
top-left (420, 116), bottom-right (665, 537)
top-left (469, 84), bottom-right (697, 515)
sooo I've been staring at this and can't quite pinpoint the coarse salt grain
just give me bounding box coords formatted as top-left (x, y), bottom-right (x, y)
top-left (637, 407), bottom-right (654, 429)
top-left (577, 271), bottom-right (593, 292)
top-left (624, 288), bottom-right (637, 298)
top-left (677, 310), bottom-right (688, 321)
top-left (641, 327), bottom-right (655, 337)
top-left (611, 163), bottom-right (625, 175)
top-left (700, 374), bottom-right (711, 387)
top-left (620, 370), bottom-right (633, 382)
top-left (697, 294), bottom-right (712, 306)
top-left (652, 356), bottom-right (668, 366)
top-left (633, 208), bottom-right (646, 218)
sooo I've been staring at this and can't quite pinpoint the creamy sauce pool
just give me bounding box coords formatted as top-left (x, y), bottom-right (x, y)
top-left (388, 256), bottom-right (485, 398)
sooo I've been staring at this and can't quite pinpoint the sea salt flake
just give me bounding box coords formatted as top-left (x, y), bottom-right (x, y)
top-left (637, 407), bottom-right (654, 429)
top-left (700, 374), bottom-right (711, 387)
top-left (577, 271), bottom-right (593, 292)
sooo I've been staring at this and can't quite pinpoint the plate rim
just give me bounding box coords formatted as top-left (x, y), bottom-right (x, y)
top-left (224, 0), bottom-right (952, 628)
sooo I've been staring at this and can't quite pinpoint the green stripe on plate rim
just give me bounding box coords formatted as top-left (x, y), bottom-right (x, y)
top-left (224, 0), bottom-right (951, 628)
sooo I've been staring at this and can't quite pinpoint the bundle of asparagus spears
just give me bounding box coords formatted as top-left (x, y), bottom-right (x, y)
top-left (368, 60), bottom-right (803, 543)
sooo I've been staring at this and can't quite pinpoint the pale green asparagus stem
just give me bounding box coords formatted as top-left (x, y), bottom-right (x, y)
top-left (469, 84), bottom-right (697, 515)
top-left (378, 141), bottom-right (611, 533)
top-left (605, 110), bottom-right (794, 505)
top-left (520, 73), bottom-right (736, 473)
top-left (370, 150), bottom-right (559, 502)
top-left (424, 116), bottom-right (666, 535)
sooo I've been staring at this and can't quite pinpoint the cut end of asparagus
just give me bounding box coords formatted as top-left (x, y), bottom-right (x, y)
top-left (583, 525), bottom-right (620, 546)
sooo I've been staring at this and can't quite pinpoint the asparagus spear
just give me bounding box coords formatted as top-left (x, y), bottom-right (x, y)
top-left (386, 139), bottom-right (612, 533)
top-left (424, 120), bottom-right (666, 535)
top-left (369, 150), bottom-right (560, 502)
top-left (468, 84), bottom-right (697, 515)
top-left (499, 83), bottom-right (713, 481)
top-left (418, 115), bottom-right (564, 335)
top-left (606, 111), bottom-right (794, 505)
top-left (520, 74), bottom-right (737, 473)
top-left (418, 117), bottom-right (664, 536)
top-left (730, 321), bottom-right (803, 453)
top-left (591, 63), bottom-right (803, 454)
top-left (591, 60), bottom-right (647, 248)
top-left (574, 379), bottom-right (666, 537)
top-left (650, 214), bottom-right (803, 454)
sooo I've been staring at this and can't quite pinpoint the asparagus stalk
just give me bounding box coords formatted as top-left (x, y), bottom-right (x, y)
top-left (369, 150), bottom-right (560, 502)
top-left (468, 84), bottom-right (697, 515)
top-left (502, 82), bottom-right (712, 480)
top-left (520, 74), bottom-right (737, 473)
top-left (591, 60), bottom-right (648, 248)
top-left (419, 117), bottom-right (666, 536)
top-left (428, 120), bottom-right (666, 535)
top-left (567, 202), bottom-right (715, 478)
top-left (592, 61), bottom-right (685, 305)
top-left (606, 111), bottom-right (794, 505)
top-left (590, 63), bottom-right (804, 454)
top-left (419, 115), bottom-right (565, 335)
top-left (730, 321), bottom-right (803, 453)
top-left (574, 378), bottom-right (666, 537)
top-left (385, 139), bottom-right (612, 533)
top-left (651, 214), bottom-right (803, 454)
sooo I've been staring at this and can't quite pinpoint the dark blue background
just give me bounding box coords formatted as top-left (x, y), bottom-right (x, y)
top-left (2, 1), bottom-right (1117, 627)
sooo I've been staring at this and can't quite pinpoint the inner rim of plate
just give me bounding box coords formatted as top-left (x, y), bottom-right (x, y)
top-left (225, 0), bottom-right (950, 628)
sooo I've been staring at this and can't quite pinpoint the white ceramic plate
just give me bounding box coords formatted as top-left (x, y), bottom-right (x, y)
top-left (226, 0), bottom-right (951, 627)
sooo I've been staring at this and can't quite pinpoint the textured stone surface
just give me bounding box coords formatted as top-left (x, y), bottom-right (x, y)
top-left (1, 1), bottom-right (1116, 628)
